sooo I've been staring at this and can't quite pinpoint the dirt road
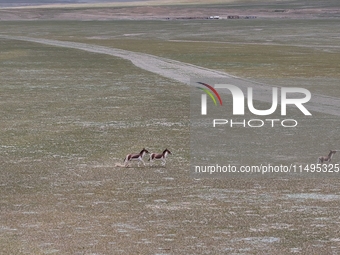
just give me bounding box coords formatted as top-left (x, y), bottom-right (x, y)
top-left (2, 35), bottom-right (340, 116)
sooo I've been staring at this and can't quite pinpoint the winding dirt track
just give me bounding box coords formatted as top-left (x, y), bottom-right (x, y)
top-left (2, 35), bottom-right (340, 116)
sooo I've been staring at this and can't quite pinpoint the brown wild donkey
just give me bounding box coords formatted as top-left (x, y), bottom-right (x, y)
top-left (123, 148), bottom-right (149, 167)
top-left (317, 150), bottom-right (337, 164)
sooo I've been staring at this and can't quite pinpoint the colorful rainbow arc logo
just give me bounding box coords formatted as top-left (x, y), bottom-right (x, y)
top-left (196, 82), bottom-right (223, 106)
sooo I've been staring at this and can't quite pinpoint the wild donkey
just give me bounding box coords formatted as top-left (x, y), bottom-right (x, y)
top-left (149, 149), bottom-right (172, 166)
top-left (317, 150), bottom-right (337, 164)
top-left (123, 148), bottom-right (149, 167)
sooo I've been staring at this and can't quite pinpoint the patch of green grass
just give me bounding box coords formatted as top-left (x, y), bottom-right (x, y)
top-left (2, 19), bottom-right (339, 82)
top-left (0, 39), bottom-right (189, 161)
top-left (74, 38), bottom-right (340, 79)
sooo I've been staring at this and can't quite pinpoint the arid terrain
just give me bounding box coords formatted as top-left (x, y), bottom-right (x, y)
top-left (1, 1), bottom-right (340, 254)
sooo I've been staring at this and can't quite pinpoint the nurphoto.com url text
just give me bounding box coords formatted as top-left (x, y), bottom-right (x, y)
top-left (194, 164), bottom-right (340, 175)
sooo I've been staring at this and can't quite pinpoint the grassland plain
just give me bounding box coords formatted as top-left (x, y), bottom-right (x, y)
top-left (1, 16), bottom-right (340, 255)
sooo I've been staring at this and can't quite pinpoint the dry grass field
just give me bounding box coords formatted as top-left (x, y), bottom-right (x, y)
top-left (1, 1), bottom-right (340, 254)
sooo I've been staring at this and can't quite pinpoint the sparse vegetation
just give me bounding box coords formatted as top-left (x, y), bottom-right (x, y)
top-left (0, 5), bottom-right (340, 254)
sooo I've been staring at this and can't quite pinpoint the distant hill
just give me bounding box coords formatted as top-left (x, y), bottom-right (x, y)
top-left (0, 0), bottom-right (144, 8)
